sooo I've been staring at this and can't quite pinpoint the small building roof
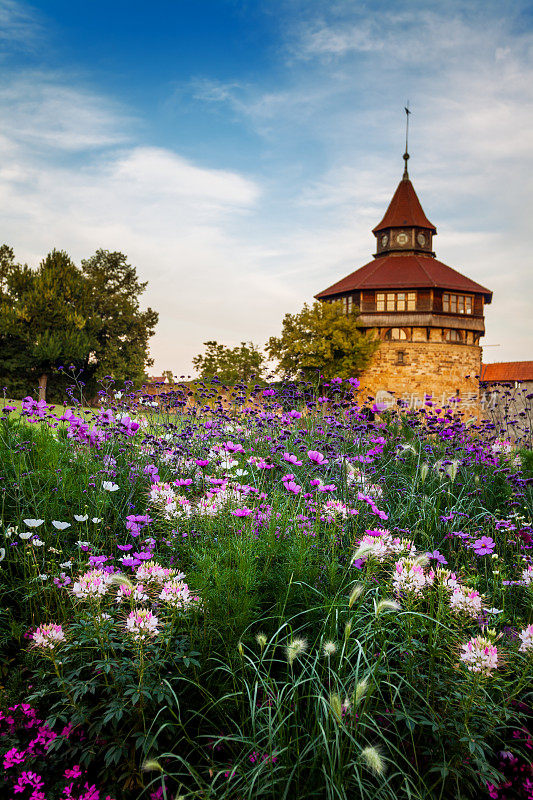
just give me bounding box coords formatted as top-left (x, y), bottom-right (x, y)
top-left (373, 177), bottom-right (436, 234)
top-left (480, 362), bottom-right (533, 382)
top-left (315, 253), bottom-right (493, 301)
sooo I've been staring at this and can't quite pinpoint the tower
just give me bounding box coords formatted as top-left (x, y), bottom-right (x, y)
top-left (315, 133), bottom-right (492, 406)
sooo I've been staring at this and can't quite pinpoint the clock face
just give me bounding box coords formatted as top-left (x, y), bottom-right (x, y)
top-left (417, 232), bottom-right (426, 246)
top-left (381, 234), bottom-right (388, 247)
top-left (396, 232), bottom-right (409, 246)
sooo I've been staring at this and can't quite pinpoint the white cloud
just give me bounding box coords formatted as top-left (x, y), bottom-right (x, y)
top-left (0, 0), bottom-right (42, 51)
top-left (0, 77), bottom-right (131, 151)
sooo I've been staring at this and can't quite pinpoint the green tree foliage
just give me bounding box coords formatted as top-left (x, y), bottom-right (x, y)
top-left (0, 249), bottom-right (98, 400)
top-left (192, 340), bottom-right (265, 384)
top-left (266, 300), bottom-right (379, 380)
top-left (81, 250), bottom-right (158, 387)
top-left (0, 246), bottom-right (158, 401)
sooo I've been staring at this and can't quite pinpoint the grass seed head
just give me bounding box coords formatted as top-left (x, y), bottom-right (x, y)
top-left (354, 678), bottom-right (369, 706)
top-left (323, 640), bottom-right (337, 657)
top-left (360, 745), bottom-right (386, 776)
top-left (348, 583), bottom-right (364, 608)
top-left (142, 759), bottom-right (163, 772)
top-left (255, 632), bottom-right (267, 650)
top-left (286, 637), bottom-right (307, 665)
top-left (329, 692), bottom-right (343, 723)
top-left (375, 598), bottom-right (401, 616)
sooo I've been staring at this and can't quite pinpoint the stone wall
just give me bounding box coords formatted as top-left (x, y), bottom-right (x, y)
top-left (357, 340), bottom-right (482, 408)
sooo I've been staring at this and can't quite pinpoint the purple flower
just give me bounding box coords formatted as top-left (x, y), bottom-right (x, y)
top-left (472, 536), bottom-right (496, 556)
top-left (427, 549), bottom-right (448, 565)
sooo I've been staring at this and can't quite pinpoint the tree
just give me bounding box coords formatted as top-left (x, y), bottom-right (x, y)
top-left (0, 246), bottom-right (159, 401)
top-left (0, 249), bottom-right (98, 400)
top-left (266, 300), bottom-right (379, 381)
top-left (80, 249), bottom-right (159, 389)
top-left (192, 340), bottom-right (265, 384)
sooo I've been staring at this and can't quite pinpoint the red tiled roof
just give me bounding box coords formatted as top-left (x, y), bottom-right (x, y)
top-left (373, 178), bottom-right (436, 233)
top-left (480, 362), bottom-right (533, 382)
top-left (315, 253), bottom-right (492, 300)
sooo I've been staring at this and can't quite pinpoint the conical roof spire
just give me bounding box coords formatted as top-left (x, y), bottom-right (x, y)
top-left (373, 107), bottom-right (436, 234)
top-left (403, 104), bottom-right (410, 180)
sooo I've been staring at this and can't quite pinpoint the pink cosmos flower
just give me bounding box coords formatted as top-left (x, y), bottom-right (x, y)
top-left (284, 480), bottom-right (301, 495)
top-left (308, 450), bottom-right (328, 465)
top-left (283, 453), bottom-right (303, 466)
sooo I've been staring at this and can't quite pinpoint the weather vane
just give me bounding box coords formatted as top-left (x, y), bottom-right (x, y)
top-left (403, 102), bottom-right (411, 179)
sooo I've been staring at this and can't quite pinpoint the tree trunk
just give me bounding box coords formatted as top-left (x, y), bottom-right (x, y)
top-left (38, 373), bottom-right (48, 402)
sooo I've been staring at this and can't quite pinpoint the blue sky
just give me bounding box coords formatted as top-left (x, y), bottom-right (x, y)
top-left (1, 0), bottom-right (532, 373)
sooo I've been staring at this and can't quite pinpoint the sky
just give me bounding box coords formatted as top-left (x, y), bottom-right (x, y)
top-left (1, 0), bottom-right (532, 374)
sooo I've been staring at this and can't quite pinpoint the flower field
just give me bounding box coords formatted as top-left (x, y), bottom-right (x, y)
top-left (1, 382), bottom-right (532, 800)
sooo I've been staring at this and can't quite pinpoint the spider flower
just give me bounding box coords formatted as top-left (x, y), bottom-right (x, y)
top-left (159, 578), bottom-right (201, 611)
top-left (459, 635), bottom-right (498, 675)
top-left (72, 569), bottom-right (112, 600)
top-left (31, 623), bottom-right (65, 650)
top-left (518, 625), bottom-right (533, 653)
top-left (125, 608), bottom-right (159, 641)
top-left (449, 587), bottom-right (484, 618)
top-left (392, 556), bottom-right (434, 596)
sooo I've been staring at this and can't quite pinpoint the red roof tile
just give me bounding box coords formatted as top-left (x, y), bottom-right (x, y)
top-left (373, 178), bottom-right (436, 233)
top-left (480, 362), bottom-right (533, 382)
top-left (315, 253), bottom-right (492, 300)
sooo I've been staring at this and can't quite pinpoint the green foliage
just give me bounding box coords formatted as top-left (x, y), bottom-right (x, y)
top-left (0, 245), bottom-right (158, 401)
top-left (81, 249), bottom-right (158, 388)
top-left (266, 300), bottom-right (379, 380)
top-left (192, 340), bottom-right (265, 384)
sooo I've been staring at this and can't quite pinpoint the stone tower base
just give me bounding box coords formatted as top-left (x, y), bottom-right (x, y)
top-left (357, 341), bottom-right (482, 410)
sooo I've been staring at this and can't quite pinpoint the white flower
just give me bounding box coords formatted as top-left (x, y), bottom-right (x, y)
top-left (19, 532), bottom-right (32, 540)
top-left (39, 574), bottom-right (49, 580)
top-left (74, 514), bottom-right (89, 522)
top-left (91, 518), bottom-right (102, 524)
top-left (0, 548), bottom-right (5, 561)
top-left (102, 482), bottom-right (119, 492)
top-left (52, 521), bottom-right (71, 530)
top-left (32, 538), bottom-right (44, 547)
top-left (23, 519), bottom-right (44, 528)
top-left (77, 540), bottom-right (90, 547)
top-left (60, 561), bottom-right (72, 569)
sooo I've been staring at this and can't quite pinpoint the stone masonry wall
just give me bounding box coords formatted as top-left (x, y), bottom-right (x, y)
top-left (357, 340), bottom-right (482, 407)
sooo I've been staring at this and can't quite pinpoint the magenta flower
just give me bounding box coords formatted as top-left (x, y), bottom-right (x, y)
top-left (308, 450), bottom-right (329, 465)
top-left (231, 507), bottom-right (253, 517)
top-left (284, 480), bottom-right (301, 495)
top-left (472, 536), bottom-right (495, 556)
top-left (283, 453), bottom-right (303, 466)
top-left (3, 746), bottom-right (26, 768)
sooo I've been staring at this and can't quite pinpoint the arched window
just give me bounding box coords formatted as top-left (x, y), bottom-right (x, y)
top-left (444, 329), bottom-right (462, 342)
top-left (385, 328), bottom-right (408, 341)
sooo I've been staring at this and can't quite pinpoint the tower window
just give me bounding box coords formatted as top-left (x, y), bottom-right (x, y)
top-left (443, 293), bottom-right (473, 314)
top-left (444, 329), bottom-right (462, 342)
top-left (385, 328), bottom-right (408, 340)
top-left (397, 351), bottom-right (405, 364)
top-left (376, 292), bottom-right (416, 312)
